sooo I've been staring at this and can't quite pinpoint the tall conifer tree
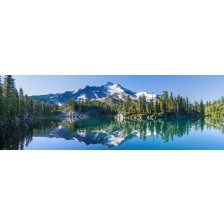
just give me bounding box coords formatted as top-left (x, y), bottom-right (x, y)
top-left (18, 88), bottom-right (26, 118)
top-left (3, 75), bottom-right (17, 120)
top-left (0, 76), bottom-right (5, 120)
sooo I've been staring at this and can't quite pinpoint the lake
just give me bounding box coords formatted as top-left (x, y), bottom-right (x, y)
top-left (0, 117), bottom-right (224, 150)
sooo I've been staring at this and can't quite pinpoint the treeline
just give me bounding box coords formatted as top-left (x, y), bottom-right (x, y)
top-left (0, 75), bottom-right (58, 122)
top-left (67, 98), bottom-right (118, 115)
top-left (205, 97), bottom-right (224, 116)
top-left (121, 91), bottom-right (205, 116)
top-left (65, 92), bottom-right (224, 118)
top-left (66, 91), bottom-right (206, 118)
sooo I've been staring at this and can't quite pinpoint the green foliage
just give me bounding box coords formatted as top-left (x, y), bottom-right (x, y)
top-left (137, 95), bottom-right (142, 113)
top-left (0, 76), bottom-right (5, 120)
top-left (119, 91), bottom-right (208, 117)
top-left (0, 76), bottom-right (59, 122)
top-left (3, 75), bottom-right (18, 121)
top-left (122, 95), bottom-right (132, 114)
top-left (204, 97), bottom-right (224, 117)
top-left (18, 88), bottom-right (26, 118)
top-left (66, 98), bottom-right (118, 115)
top-left (142, 94), bottom-right (146, 113)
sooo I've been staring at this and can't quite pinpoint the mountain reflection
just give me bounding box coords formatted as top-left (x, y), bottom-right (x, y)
top-left (0, 117), bottom-right (224, 150)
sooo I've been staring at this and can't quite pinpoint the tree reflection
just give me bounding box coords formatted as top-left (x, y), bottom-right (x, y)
top-left (0, 120), bottom-right (60, 150)
top-left (0, 117), bottom-right (224, 149)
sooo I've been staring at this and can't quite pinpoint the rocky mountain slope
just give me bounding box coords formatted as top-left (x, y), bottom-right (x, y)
top-left (30, 82), bottom-right (157, 106)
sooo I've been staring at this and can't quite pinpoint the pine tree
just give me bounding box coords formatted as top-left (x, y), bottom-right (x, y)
top-left (154, 96), bottom-right (159, 114)
top-left (30, 99), bottom-right (34, 116)
top-left (160, 98), bottom-right (166, 114)
top-left (46, 101), bottom-right (52, 115)
top-left (14, 89), bottom-right (19, 117)
top-left (27, 97), bottom-right (33, 117)
top-left (68, 99), bottom-right (75, 112)
top-left (18, 88), bottom-right (26, 118)
top-left (25, 94), bottom-right (28, 118)
top-left (142, 94), bottom-right (146, 113)
top-left (122, 103), bottom-right (126, 113)
top-left (0, 76), bottom-right (5, 121)
top-left (163, 91), bottom-right (169, 109)
top-left (160, 91), bottom-right (168, 114)
top-left (199, 100), bottom-right (204, 114)
top-left (177, 95), bottom-right (185, 115)
top-left (122, 95), bottom-right (132, 114)
top-left (185, 97), bottom-right (189, 114)
top-left (137, 96), bottom-right (142, 114)
top-left (194, 101), bottom-right (199, 113)
top-left (0, 76), bottom-right (5, 120)
top-left (41, 101), bottom-right (45, 115)
top-left (169, 92), bottom-right (175, 113)
top-left (3, 75), bottom-right (18, 121)
top-left (130, 104), bottom-right (136, 114)
top-left (147, 99), bottom-right (153, 115)
top-left (126, 95), bottom-right (132, 113)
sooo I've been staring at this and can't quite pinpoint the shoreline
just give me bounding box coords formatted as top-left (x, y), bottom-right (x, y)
top-left (0, 114), bottom-right (221, 126)
top-left (116, 112), bottom-right (210, 121)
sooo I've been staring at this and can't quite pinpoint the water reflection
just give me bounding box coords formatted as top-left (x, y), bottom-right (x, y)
top-left (0, 117), bottom-right (224, 150)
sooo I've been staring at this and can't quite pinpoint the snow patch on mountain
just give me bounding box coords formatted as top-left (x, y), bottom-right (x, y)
top-left (93, 91), bottom-right (98, 98)
top-left (107, 84), bottom-right (124, 94)
top-left (77, 94), bottom-right (86, 100)
top-left (136, 92), bottom-right (157, 101)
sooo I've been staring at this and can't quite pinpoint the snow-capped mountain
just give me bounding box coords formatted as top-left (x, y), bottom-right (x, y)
top-left (30, 82), bottom-right (157, 106)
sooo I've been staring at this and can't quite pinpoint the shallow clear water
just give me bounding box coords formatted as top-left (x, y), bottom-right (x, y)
top-left (1, 117), bottom-right (224, 150)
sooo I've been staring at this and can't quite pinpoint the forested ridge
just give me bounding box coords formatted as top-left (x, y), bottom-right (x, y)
top-left (119, 92), bottom-right (204, 118)
top-left (119, 92), bottom-right (224, 118)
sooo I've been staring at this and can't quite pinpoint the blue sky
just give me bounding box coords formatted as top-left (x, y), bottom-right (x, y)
top-left (11, 75), bottom-right (224, 102)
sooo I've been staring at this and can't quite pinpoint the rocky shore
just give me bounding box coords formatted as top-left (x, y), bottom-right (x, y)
top-left (116, 112), bottom-right (206, 121)
top-left (56, 108), bottom-right (90, 120)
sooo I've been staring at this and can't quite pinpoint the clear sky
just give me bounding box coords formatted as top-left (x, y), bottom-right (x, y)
top-left (11, 75), bottom-right (224, 102)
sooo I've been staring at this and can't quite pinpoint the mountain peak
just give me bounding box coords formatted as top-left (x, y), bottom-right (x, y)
top-left (105, 82), bottom-right (114, 86)
top-left (30, 82), bottom-right (158, 106)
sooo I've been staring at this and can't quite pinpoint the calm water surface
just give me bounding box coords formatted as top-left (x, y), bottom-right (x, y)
top-left (1, 117), bottom-right (224, 150)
